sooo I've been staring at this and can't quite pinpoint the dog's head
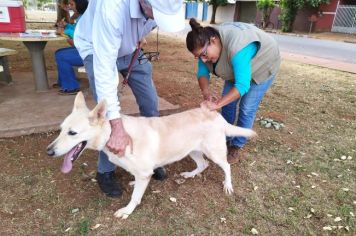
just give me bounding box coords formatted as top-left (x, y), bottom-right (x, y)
top-left (47, 92), bottom-right (109, 174)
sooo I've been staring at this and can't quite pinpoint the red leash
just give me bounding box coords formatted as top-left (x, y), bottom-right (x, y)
top-left (121, 46), bottom-right (141, 91)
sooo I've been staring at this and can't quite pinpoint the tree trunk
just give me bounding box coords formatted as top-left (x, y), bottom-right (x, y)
top-left (210, 4), bottom-right (218, 24)
top-left (233, 2), bottom-right (241, 21)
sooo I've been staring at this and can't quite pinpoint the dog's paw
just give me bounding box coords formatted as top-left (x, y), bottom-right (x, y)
top-left (180, 171), bottom-right (195, 179)
top-left (114, 207), bottom-right (132, 219)
top-left (223, 181), bottom-right (234, 195)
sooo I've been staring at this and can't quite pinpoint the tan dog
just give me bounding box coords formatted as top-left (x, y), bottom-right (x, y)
top-left (47, 92), bottom-right (256, 219)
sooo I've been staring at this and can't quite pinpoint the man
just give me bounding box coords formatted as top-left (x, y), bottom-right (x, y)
top-left (74, 0), bottom-right (184, 198)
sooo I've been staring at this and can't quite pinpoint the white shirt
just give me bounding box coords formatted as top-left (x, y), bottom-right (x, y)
top-left (74, 0), bottom-right (156, 120)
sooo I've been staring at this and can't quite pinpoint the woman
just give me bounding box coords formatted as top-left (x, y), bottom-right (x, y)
top-left (186, 18), bottom-right (280, 164)
top-left (54, 0), bottom-right (88, 95)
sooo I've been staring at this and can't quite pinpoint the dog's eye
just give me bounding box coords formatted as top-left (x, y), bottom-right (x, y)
top-left (68, 130), bottom-right (77, 136)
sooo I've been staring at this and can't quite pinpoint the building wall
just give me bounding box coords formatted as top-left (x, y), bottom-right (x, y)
top-left (207, 4), bottom-right (236, 23)
top-left (315, 0), bottom-right (338, 32)
top-left (239, 2), bottom-right (257, 24)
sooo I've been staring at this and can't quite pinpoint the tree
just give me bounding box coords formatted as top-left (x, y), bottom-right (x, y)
top-left (37, 0), bottom-right (52, 9)
top-left (256, 0), bottom-right (275, 29)
top-left (279, 0), bottom-right (329, 32)
top-left (209, 0), bottom-right (228, 24)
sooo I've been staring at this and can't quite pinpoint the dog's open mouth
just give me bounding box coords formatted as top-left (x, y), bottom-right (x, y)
top-left (61, 141), bottom-right (87, 174)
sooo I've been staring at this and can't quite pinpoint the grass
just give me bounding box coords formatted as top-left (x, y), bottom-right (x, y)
top-left (0, 25), bottom-right (355, 235)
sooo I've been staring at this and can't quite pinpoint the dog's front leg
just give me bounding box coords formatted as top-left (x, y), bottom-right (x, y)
top-left (114, 175), bottom-right (151, 219)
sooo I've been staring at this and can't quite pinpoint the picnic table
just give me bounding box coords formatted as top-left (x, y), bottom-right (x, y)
top-left (0, 30), bottom-right (65, 91)
top-left (0, 48), bottom-right (17, 84)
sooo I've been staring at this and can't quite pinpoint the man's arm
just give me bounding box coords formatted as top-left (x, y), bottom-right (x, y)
top-left (92, 2), bottom-right (132, 155)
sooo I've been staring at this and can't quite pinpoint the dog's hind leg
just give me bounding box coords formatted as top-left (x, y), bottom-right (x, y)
top-left (114, 174), bottom-right (151, 219)
top-left (180, 151), bottom-right (209, 178)
top-left (204, 149), bottom-right (234, 195)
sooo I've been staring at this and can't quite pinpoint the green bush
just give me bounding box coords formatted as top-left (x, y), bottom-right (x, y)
top-left (256, 0), bottom-right (276, 29)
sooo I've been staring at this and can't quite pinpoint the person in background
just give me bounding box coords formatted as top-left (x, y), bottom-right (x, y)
top-left (55, 0), bottom-right (70, 27)
top-left (74, 0), bottom-right (185, 198)
top-left (54, 0), bottom-right (88, 95)
top-left (186, 18), bottom-right (280, 164)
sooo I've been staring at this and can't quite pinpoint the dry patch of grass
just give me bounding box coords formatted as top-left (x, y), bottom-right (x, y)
top-left (0, 28), bottom-right (355, 235)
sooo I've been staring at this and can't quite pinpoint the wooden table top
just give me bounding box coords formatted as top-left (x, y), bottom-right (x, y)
top-left (0, 30), bottom-right (65, 42)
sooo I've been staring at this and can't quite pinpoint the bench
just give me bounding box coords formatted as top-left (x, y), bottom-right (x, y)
top-left (0, 48), bottom-right (17, 84)
top-left (77, 66), bottom-right (86, 73)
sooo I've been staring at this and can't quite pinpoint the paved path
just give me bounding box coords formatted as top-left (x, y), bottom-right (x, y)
top-left (271, 33), bottom-right (356, 64)
top-left (0, 72), bottom-right (179, 138)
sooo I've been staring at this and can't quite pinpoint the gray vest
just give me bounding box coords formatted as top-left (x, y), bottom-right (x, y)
top-left (205, 22), bottom-right (281, 84)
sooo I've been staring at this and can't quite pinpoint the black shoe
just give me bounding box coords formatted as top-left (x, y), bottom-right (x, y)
top-left (152, 167), bottom-right (167, 181)
top-left (96, 171), bottom-right (123, 198)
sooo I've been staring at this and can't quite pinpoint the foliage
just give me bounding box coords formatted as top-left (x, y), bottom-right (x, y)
top-left (36, 0), bottom-right (52, 8)
top-left (256, 0), bottom-right (275, 29)
top-left (279, 0), bottom-right (330, 32)
top-left (22, 0), bottom-right (29, 9)
top-left (209, 0), bottom-right (228, 24)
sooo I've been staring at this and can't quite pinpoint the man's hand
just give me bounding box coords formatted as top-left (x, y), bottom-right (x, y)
top-left (139, 38), bottom-right (147, 49)
top-left (107, 118), bottom-right (133, 156)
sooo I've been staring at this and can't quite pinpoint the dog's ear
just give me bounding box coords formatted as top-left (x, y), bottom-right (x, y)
top-left (73, 92), bottom-right (88, 111)
top-left (89, 99), bottom-right (107, 125)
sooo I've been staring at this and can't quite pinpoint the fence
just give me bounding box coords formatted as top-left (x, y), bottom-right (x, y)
top-left (331, 4), bottom-right (356, 34)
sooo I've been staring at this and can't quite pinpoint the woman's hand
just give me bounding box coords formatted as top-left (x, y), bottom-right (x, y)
top-left (201, 100), bottom-right (220, 111)
top-left (202, 89), bottom-right (218, 102)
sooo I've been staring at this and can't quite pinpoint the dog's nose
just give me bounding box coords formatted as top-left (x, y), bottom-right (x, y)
top-left (47, 147), bottom-right (55, 156)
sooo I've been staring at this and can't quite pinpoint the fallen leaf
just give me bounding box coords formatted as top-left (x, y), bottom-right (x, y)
top-left (342, 188), bottom-right (349, 192)
top-left (340, 155), bottom-right (347, 160)
top-left (152, 190), bottom-right (161, 193)
top-left (310, 208), bottom-right (315, 213)
top-left (65, 227), bottom-right (71, 232)
top-left (71, 208), bottom-right (79, 214)
top-left (174, 178), bottom-right (186, 185)
top-left (350, 212), bottom-right (354, 217)
top-left (311, 172), bottom-right (319, 177)
top-left (323, 226), bottom-right (332, 231)
top-left (334, 217), bottom-right (342, 222)
top-left (169, 197), bottom-right (177, 203)
top-left (220, 217), bottom-right (226, 223)
top-left (347, 156), bottom-right (352, 160)
top-left (254, 186), bottom-right (258, 191)
top-left (90, 224), bottom-right (102, 230)
top-left (251, 228), bottom-right (259, 235)
top-left (327, 214), bottom-right (333, 217)
top-left (345, 226), bottom-right (349, 231)
top-left (288, 207), bottom-right (295, 212)
top-left (304, 214), bottom-right (312, 219)
top-left (311, 185), bottom-right (316, 189)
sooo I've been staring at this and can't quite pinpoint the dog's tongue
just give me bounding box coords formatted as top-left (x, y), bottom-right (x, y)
top-left (61, 148), bottom-right (76, 173)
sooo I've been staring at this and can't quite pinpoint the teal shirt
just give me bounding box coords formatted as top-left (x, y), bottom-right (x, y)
top-left (197, 42), bottom-right (258, 96)
top-left (64, 15), bottom-right (81, 39)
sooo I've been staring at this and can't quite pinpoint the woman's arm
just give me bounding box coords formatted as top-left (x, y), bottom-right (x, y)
top-left (197, 59), bottom-right (214, 101)
top-left (203, 42), bottom-right (259, 110)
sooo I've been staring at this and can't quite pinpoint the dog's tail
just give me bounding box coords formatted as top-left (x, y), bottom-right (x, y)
top-left (221, 115), bottom-right (257, 138)
top-left (224, 123), bottom-right (257, 138)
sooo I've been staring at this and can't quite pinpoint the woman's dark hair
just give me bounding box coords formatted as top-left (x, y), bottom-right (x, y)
top-left (74, 0), bottom-right (88, 15)
top-left (186, 18), bottom-right (220, 52)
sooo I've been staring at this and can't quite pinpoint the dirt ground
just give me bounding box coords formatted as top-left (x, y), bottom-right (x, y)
top-left (0, 23), bottom-right (355, 235)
